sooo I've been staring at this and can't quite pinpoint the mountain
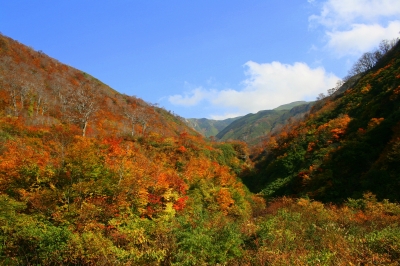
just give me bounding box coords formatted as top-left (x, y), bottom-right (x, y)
top-left (2, 33), bottom-right (400, 265)
top-left (0, 35), bottom-right (200, 139)
top-left (216, 101), bottom-right (313, 145)
top-left (186, 116), bottom-right (240, 137)
top-left (243, 40), bottom-right (400, 203)
top-left (186, 101), bottom-right (311, 144)
top-left (0, 34), bottom-right (256, 264)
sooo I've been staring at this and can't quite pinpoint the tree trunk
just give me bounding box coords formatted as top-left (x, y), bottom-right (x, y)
top-left (82, 121), bottom-right (88, 137)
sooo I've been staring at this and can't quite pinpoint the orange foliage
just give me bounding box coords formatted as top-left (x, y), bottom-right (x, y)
top-left (368, 117), bottom-right (385, 129)
top-left (318, 114), bottom-right (351, 142)
top-left (216, 189), bottom-right (234, 215)
top-left (0, 138), bottom-right (53, 192)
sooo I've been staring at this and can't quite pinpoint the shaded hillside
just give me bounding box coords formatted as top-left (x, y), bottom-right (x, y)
top-left (216, 101), bottom-right (313, 145)
top-left (186, 117), bottom-right (239, 137)
top-left (243, 40), bottom-right (400, 202)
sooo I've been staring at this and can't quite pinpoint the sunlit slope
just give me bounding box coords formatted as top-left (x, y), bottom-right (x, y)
top-left (216, 102), bottom-right (313, 145)
top-left (0, 34), bottom-right (199, 138)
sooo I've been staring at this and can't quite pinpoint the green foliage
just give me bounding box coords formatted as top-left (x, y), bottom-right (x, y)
top-left (172, 214), bottom-right (243, 265)
top-left (239, 196), bottom-right (400, 265)
top-left (215, 143), bottom-right (236, 164)
top-left (0, 195), bottom-right (71, 265)
top-left (246, 41), bottom-right (400, 202)
top-left (366, 226), bottom-right (400, 261)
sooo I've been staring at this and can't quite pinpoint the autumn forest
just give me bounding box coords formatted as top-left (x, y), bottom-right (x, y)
top-left (1, 33), bottom-right (400, 265)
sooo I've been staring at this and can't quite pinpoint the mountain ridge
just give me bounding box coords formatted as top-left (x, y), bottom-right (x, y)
top-left (216, 101), bottom-right (313, 145)
top-left (186, 101), bottom-right (311, 144)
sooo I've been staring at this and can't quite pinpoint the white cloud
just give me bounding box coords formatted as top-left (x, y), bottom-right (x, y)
top-left (168, 87), bottom-right (211, 106)
top-left (168, 61), bottom-right (339, 118)
top-left (310, 0), bottom-right (400, 57)
top-left (310, 0), bottom-right (400, 28)
top-left (211, 61), bottom-right (338, 112)
top-left (327, 21), bottom-right (400, 56)
top-left (210, 113), bottom-right (244, 120)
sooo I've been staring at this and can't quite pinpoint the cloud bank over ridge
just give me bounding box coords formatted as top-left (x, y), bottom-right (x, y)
top-left (169, 61), bottom-right (339, 119)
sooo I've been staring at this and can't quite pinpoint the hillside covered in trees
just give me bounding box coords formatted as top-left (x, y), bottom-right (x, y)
top-left (1, 33), bottom-right (400, 265)
top-left (244, 39), bottom-right (400, 202)
top-left (215, 101), bottom-right (313, 145)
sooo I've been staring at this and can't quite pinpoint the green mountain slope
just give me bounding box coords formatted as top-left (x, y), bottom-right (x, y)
top-left (216, 102), bottom-right (313, 145)
top-left (243, 40), bottom-right (400, 202)
top-left (186, 117), bottom-right (240, 137)
top-left (273, 101), bottom-right (309, 111)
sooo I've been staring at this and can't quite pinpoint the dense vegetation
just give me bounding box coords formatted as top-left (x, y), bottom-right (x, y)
top-left (244, 39), bottom-right (400, 202)
top-left (1, 33), bottom-right (400, 265)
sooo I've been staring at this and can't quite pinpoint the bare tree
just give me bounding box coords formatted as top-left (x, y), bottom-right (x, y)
top-left (67, 84), bottom-right (99, 136)
top-left (124, 107), bottom-right (139, 136)
top-left (34, 85), bottom-right (50, 116)
top-left (350, 52), bottom-right (377, 75)
top-left (6, 82), bottom-right (19, 116)
top-left (137, 109), bottom-right (153, 136)
top-left (327, 79), bottom-right (344, 96)
top-left (379, 38), bottom-right (398, 54)
top-left (4, 72), bottom-right (27, 116)
top-left (348, 38), bottom-right (399, 77)
top-left (49, 76), bottom-right (71, 116)
top-left (18, 81), bottom-right (30, 111)
top-left (316, 93), bottom-right (326, 100)
top-left (124, 105), bottom-right (154, 136)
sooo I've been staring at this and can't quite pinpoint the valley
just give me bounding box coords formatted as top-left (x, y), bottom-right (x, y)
top-left (1, 33), bottom-right (400, 265)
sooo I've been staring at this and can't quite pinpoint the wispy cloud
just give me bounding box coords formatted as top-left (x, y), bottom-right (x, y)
top-left (169, 87), bottom-right (211, 106)
top-left (210, 113), bottom-right (244, 120)
top-left (168, 61), bottom-right (339, 118)
top-left (309, 0), bottom-right (400, 28)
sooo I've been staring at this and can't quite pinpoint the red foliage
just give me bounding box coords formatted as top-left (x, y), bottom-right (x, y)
top-left (173, 196), bottom-right (188, 211)
top-left (177, 145), bottom-right (187, 153)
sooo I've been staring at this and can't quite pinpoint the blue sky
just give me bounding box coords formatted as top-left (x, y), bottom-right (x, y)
top-left (1, 0), bottom-right (399, 119)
